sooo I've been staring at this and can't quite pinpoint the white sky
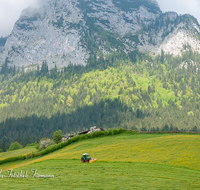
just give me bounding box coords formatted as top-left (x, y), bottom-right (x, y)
top-left (0, 0), bottom-right (200, 37)
top-left (0, 0), bottom-right (36, 37)
top-left (157, 0), bottom-right (200, 23)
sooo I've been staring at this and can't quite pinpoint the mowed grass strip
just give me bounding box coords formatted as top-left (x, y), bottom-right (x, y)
top-left (0, 160), bottom-right (200, 190)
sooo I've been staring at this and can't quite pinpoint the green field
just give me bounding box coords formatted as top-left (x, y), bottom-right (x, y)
top-left (0, 146), bottom-right (37, 160)
top-left (0, 133), bottom-right (200, 189)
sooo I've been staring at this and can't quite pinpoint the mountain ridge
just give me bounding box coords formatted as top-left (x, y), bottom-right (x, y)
top-left (0, 0), bottom-right (200, 70)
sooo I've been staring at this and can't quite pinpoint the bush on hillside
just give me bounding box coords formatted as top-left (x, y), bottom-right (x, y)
top-left (118, 128), bottom-right (126, 133)
top-left (89, 131), bottom-right (106, 138)
top-left (26, 142), bottom-right (38, 147)
top-left (113, 128), bottom-right (119, 135)
top-left (107, 128), bottom-right (113, 135)
top-left (0, 155), bottom-right (26, 165)
top-left (0, 149), bottom-right (3, 153)
top-left (39, 138), bottom-right (54, 150)
top-left (7, 142), bottom-right (23, 151)
top-left (26, 153), bottom-right (32, 159)
top-left (36, 144), bottom-right (39, 149)
top-left (39, 143), bottom-right (62, 156)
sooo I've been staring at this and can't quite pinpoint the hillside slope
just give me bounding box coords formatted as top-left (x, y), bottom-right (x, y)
top-left (1, 50), bottom-right (200, 150)
top-left (1, 133), bottom-right (200, 170)
top-left (0, 133), bottom-right (200, 189)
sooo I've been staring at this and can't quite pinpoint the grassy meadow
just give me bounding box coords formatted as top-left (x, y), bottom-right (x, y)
top-left (0, 133), bottom-right (200, 189)
top-left (0, 146), bottom-right (37, 160)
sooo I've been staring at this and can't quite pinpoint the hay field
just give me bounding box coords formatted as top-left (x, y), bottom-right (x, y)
top-left (0, 133), bottom-right (200, 189)
top-left (0, 146), bottom-right (37, 160)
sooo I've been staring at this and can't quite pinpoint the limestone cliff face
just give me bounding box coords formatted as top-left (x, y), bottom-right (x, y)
top-left (152, 27), bottom-right (200, 56)
top-left (82, 0), bottom-right (161, 35)
top-left (0, 0), bottom-right (88, 69)
top-left (0, 0), bottom-right (161, 69)
top-left (0, 0), bottom-right (200, 69)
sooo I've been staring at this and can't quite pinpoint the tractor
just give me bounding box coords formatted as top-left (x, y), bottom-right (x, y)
top-left (81, 153), bottom-right (97, 163)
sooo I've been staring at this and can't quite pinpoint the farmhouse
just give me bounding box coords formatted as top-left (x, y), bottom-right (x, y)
top-left (61, 126), bottom-right (104, 142)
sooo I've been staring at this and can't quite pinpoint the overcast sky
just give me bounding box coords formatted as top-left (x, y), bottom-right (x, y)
top-left (0, 0), bottom-right (200, 37)
top-left (157, 0), bottom-right (200, 22)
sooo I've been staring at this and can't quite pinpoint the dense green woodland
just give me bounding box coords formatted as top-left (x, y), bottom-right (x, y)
top-left (0, 49), bottom-right (200, 151)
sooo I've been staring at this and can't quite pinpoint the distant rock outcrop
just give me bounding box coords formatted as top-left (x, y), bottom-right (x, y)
top-left (138, 12), bottom-right (200, 55)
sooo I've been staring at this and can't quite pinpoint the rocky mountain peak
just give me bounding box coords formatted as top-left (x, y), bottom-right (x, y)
top-left (0, 0), bottom-right (199, 70)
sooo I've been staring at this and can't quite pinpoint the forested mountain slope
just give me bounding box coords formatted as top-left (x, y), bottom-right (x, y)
top-left (0, 50), bottom-right (200, 150)
top-left (1, 0), bottom-right (200, 151)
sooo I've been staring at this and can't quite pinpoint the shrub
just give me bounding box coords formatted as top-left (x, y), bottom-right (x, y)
top-left (107, 128), bottom-right (113, 135)
top-left (79, 134), bottom-right (89, 140)
top-left (66, 138), bottom-right (72, 145)
top-left (103, 130), bottom-right (108, 136)
top-left (8, 142), bottom-right (23, 151)
top-left (39, 138), bottom-right (54, 150)
top-left (0, 149), bottom-right (3, 153)
top-left (40, 148), bottom-right (49, 156)
top-left (26, 151), bottom-right (40, 159)
top-left (113, 128), bottom-right (119, 135)
top-left (90, 131), bottom-right (105, 138)
top-left (0, 155), bottom-right (26, 165)
top-left (118, 128), bottom-right (126, 134)
top-left (36, 144), bottom-right (39, 149)
top-left (31, 152), bottom-right (40, 158)
top-left (26, 153), bottom-right (32, 159)
top-left (26, 142), bottom-right (38, 147)
top-left (70, 135), bottom-right (80, 143)
top-left (39, 142), bottom-right (65, 156)
top-left (61, 141), bottom-right (68, 147)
